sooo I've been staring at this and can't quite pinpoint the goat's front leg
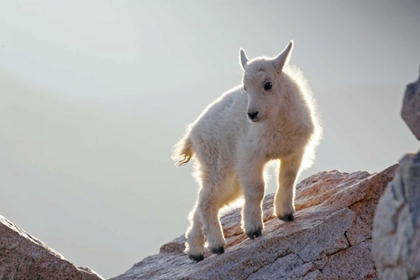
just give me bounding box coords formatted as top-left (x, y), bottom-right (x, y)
top-left (239, 157), bottom-right (265, 239)
top-left (275, 152), bottom-right (304, 221)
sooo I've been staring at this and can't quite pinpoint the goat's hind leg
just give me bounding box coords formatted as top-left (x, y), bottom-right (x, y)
top-left (186, 174), bottom-right (240, 261)
top-left (197, 183), bottom-right (226, 255)
top-left (185, 204), bottom-right (205, 262)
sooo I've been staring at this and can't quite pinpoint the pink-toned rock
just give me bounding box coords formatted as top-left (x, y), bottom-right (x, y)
top-left (0, 215), bottom-right (103, 280)
top-left (112, 165), bottom-right (397, 280)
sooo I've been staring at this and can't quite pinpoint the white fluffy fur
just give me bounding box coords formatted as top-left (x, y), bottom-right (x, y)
top-left (172, 41), bottom-right (322, 260)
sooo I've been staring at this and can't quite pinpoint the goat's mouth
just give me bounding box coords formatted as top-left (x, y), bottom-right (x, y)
top-left (248, 116), bottom-right (264, 123)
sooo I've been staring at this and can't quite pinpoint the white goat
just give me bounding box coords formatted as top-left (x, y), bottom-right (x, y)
top-left (172, 41), bottom-right (321, 262)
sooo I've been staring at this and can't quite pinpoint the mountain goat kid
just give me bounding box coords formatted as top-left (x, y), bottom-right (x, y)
top-left (172, 41), bottom-right (321, 262)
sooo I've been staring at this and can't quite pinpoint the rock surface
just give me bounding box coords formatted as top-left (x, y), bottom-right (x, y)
top-left (401, 68), bottom-right (420, 140)
top-left (111, 165), bottom-right (397, 280)
top-left (373, 153), bottom-right (420, 279)
top-left (0, 214), bottom-right (103, 280)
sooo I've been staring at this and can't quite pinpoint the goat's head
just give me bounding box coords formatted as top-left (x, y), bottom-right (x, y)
top-left (240, 41), bottom-right (294, 123)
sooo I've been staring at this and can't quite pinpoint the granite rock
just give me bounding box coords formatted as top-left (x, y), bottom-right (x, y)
top-left (401, 68), bottom-right (420, 140)
top-left (373, 153), bottom-right (420, 280)
top-left (0, 215), bottom-right (103, 280)
top-left (112, 165), bottom-right (397, 280)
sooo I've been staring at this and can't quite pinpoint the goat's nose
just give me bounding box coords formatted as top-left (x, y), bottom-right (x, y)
top-left (247, 111), bottom-right (259, 120)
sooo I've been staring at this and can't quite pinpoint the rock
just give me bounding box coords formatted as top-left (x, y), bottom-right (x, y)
top-left (401, 68), bottom-right (420, 140)
top-left (372, 67), bottom-right (420, 280)
top-left (0, 214), bottom-right (103, 280)
top-left (111, 165), bottom-right (397, 280)
top-left (373, 153), bottom-right (420, 279)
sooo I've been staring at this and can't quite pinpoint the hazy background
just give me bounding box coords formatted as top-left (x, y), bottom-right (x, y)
top-left (1, 1), bottom-right (419, 278)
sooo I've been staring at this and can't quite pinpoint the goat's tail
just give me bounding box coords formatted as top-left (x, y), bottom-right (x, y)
top-left (172, 134), bottom-right (194, 166)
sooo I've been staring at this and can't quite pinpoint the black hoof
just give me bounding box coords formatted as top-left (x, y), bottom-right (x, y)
top-left (278, 213), bottom-right (295, 222)
top-left (246, 228), bottom-right (262, 239)
top-left (211, 246), bottom-right (225, 255)
top-left (189, 254), bottom-right (204, 262)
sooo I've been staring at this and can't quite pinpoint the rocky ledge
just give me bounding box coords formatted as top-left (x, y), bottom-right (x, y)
top-left (0, 215), bottom-right (103, 280)
top-left (111, 165), bottom-right (397, 280)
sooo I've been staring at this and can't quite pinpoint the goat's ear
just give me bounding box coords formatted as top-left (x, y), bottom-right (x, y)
top-left (273, 40), bottom-right (294, 72)
top-left (239, 48), bottom-right (249, 71)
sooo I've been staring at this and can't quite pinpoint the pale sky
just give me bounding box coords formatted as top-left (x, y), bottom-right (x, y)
top-left (1, 1), bottom-right (419, 278)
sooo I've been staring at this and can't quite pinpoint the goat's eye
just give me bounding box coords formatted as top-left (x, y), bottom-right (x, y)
top-left (264, 82), bottom-right (272, 90)
top-left (243, 85), bottom-right (247, 91)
